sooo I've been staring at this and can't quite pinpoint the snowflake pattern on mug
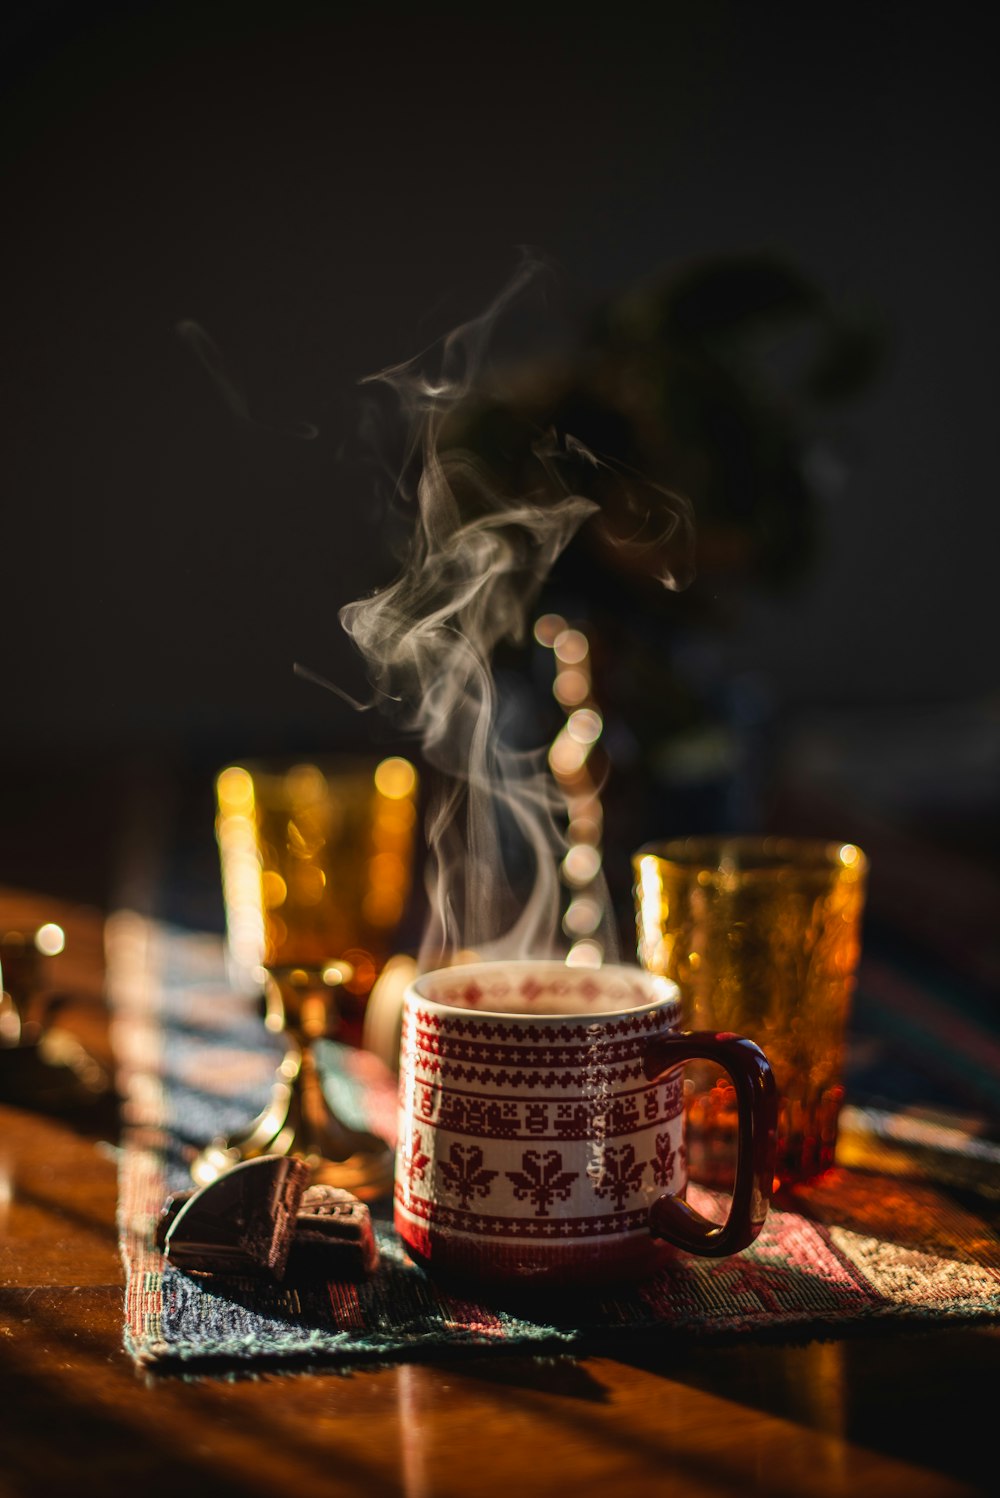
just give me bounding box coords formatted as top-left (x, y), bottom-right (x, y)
top-left (437, 1143), bottom-right (499, 1209)
top-left (505, 1149), bottom-right (580, 1217)
top-left (591, 1143), bottom-right (647, 1210)
top-left (652, 1130), bottom-right (678, 1187)
top-left (400, 1128), bottom-right (430, 1188)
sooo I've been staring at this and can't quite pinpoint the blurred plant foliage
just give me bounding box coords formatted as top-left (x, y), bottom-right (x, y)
top-left (444, 251), bottom-right (884, 612)
top-left (432, 253), bottom-right (884, 846)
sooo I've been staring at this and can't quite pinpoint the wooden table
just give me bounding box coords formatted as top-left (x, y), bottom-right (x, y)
top-left (1, 888), bottom-right (996, 1498)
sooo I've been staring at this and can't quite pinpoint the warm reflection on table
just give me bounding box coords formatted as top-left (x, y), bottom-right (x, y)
top-left (0, 886), bottom-right (996, 1498)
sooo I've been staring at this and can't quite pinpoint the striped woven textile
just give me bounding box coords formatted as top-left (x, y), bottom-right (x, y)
top-left (110, 914), bottom-right (1000, 1373)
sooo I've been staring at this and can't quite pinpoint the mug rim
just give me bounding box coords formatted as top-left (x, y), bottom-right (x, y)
top-left (406, 959), bottom-right (681, 1024)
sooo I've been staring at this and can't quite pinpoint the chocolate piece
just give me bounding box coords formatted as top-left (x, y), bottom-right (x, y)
top-left (290, 1184), bottom-right (379, 1276)
top-left (163, 1156), bottom-right (309, 1280)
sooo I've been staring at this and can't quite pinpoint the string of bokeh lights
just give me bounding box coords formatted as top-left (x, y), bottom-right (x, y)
top-left (533, 614), bottom-right (606, 968)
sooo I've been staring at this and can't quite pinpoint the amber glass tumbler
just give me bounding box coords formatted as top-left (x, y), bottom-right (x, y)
top-left (633, 837), bottom-right (867, 1189)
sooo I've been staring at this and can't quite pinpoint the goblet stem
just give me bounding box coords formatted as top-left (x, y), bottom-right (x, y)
top-left (190, 972), bottom-right (394, 1199)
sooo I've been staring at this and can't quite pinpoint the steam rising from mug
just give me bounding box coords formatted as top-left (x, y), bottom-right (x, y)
top-left (339, 256), bottom-right (694, 969)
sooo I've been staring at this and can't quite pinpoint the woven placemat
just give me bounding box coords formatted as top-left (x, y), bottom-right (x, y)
top-left (109, 913), bottom-right (1000, 1373)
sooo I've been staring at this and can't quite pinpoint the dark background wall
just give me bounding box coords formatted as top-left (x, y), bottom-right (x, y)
top-left (2, 1), bottom-right (997, 934)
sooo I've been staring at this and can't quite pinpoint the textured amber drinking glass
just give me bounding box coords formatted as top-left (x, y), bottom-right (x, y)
top-left (633, 837), bottom-right (867, 1189)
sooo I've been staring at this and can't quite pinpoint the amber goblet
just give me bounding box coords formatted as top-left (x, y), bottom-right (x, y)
top-left (192, 755), bottom-right (418, 1198)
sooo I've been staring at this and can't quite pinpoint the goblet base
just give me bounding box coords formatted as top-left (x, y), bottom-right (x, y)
top-left (190, 1043), bottom-right (394, 1200)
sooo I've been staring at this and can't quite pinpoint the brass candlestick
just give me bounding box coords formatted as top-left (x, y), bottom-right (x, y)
top-left (191, 756), bottom-right (418, 1198)
top-left (1, 921), bottom-right (110, 1111)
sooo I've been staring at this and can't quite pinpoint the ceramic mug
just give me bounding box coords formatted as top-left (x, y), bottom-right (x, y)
top-left (394, 961), bottom-right (777, 1288)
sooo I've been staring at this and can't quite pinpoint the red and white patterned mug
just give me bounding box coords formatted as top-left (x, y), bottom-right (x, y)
top-left (394, 960), bottom-right (777, 1289)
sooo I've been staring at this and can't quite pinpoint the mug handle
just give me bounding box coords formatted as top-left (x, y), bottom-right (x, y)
top-left (643, 1031), bottom-right (777, 1258)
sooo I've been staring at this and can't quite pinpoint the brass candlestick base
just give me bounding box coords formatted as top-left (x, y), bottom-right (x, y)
top-left (190, 971), bottom-right (395, 1200)
top-left (1, 925), bottom-right (111, 1113)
